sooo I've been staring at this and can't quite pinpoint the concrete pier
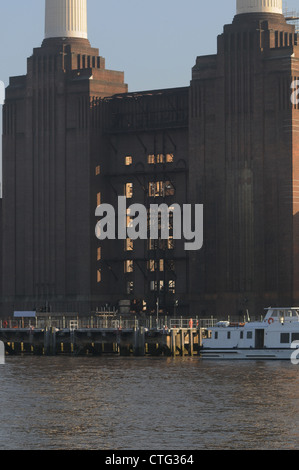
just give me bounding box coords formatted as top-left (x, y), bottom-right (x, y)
top-left (0, 323), bottom-right (202, 358)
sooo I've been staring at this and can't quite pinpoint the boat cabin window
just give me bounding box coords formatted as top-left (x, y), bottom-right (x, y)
top-left (240, 331), bottom-right (244, 339)
top-left (292, 333), bottom-right (299, 342)
top-left (280, 333), bottom-right (290, 344)
top-left (247, 331), bottom-right (253, 339)
top-left (227, 332), bottom-right (231, 339)
top-left (270, 311), bottom-right (279, 317)
top-left (215, 332), bottom-right (218, 340)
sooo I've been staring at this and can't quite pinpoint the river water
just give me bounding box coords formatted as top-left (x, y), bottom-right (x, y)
top-left (0, 356), bottom-right (298, 450)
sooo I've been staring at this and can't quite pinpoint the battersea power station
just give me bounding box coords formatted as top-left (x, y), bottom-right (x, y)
top-left (1, 0), bottom-right (299, 319)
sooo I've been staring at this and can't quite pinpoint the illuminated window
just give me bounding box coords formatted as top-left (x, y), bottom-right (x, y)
top-left (124, 260), bottom-right (134, 273)
top-left (157, 154), bottom-right (164, 163)
top-left (148, 181), bottom-right (174, 197)
top-left (147, 260), bottom-right (164, 272)
top-left (95, 165), bottom-right (101, 175)
top-left (169, 280), bottom-right (176, 294)
top-left (168, 236), bottom-right (175, 250)
top-left (150, 280), bottom-right (164, 292)
top-left (125, 156), bottom-right (133, 166)
top-left (150, 281), bottom-right (157, 291)
top-left (166, 153), bottom-right (174, 163)
top-left (97, 192), bottom-right (101, 207)
top-left (126, 215), bottom-right (134, 228)
top-left (148, 260), bottom-right (155, 272)
top-left (125, 182), bottom-right (133, 198)
top-left (97, 269), bottom-right (102, 283)
top-left (125, 238), bottom-right (134, 251)
top-left (97, 247), bottom-right (102, 261)
top-left (148, 154), bottom-right (155, 164)
top-left (149, 181), bottom-right (163, 197)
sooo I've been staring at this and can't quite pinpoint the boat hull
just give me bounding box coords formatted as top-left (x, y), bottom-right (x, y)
top-left (201, 349), bottom-right (294, 360)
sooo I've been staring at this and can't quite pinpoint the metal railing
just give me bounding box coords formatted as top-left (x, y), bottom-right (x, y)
top-left (0, 315), bottom-right (219, 331)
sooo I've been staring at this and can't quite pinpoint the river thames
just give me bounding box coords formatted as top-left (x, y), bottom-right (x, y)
top-left (0, 356), bottom-right (298, 450)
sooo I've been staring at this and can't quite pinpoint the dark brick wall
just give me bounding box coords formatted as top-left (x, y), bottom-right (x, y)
top-left (1, 38), bottom-right (127, 316)
top-left (188, 13), bottom-right (299, 318)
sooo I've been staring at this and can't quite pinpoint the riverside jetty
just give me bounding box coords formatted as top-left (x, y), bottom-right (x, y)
top-left (0, 314), bottom-right (216, 357)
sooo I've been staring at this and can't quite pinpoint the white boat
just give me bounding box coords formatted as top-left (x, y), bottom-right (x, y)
top-left (201, 307), bottom-right (299, 360)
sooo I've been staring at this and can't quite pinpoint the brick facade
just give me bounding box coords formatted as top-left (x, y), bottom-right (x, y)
top-left (1, 12), bottom-right (299, 318)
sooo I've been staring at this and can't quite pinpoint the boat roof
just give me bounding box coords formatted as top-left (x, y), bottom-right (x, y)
top-left (265, 307), bottom-right (299, 310)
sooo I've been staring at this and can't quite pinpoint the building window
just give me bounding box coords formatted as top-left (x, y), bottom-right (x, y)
top-left (125, 183), bottom-right (133, 199)
top-left (168, 260), bottom-right (175, 271)
top-left (97, 192), bottom-right (101, 207)
top-left (150, 280), bottom-right (164, 292)
top-left (148, 260), bottom-right (156, 272)
top-left (125, 238), bottom-right (134, 251)
top-left (147, 260), bottom-right (164, 272)
top-left (97, 269), bottom-right (102, 283)
top-left (126, 281), bottom-right (134, 295)
top-left (127, 214), bottom-right (134, 228)
top-left (148, 181), bottom-right (163, 198)
top-left (168, 236), bottom-right (175, 250)
top-left (168, 280), bottom-right (176, 294)
top-left (164, 181), bottom-right (175, 196)
top-left (97, 247), bottom-right (102, 261)
top-left (147, 153), bottom-right (174, 164)
top-left (124, 260), bottom-right (134, 273)
top-left (125, 156), bottom-right (133, 166)
top-left (150, 280), bottom-right (157, 292)
top-left (148, 181), bottom-right (175, 198)
top-left (95, 165), bottom-right (101, 175)
top-left (166, 153), bottom-right (174, 163)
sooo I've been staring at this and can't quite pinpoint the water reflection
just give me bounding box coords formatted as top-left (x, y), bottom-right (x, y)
top-left (0, 357), bottom-right (298, 450)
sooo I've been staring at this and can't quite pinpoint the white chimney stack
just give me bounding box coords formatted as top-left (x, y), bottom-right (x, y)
top-left (45, 0), bottom-right (88, 40)
top-left (236, 0), bottom-right (283, 15)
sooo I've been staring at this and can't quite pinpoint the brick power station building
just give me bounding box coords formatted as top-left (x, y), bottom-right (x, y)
top-left (1, 0), bottom-right (299, 319)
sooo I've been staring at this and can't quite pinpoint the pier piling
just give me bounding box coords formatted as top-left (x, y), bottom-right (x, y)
top-left (0, 318), bottom-right (203, 357)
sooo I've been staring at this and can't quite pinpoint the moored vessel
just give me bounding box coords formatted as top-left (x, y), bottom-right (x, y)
top-left (201, 308), bottom-right (299, 360)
